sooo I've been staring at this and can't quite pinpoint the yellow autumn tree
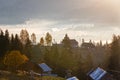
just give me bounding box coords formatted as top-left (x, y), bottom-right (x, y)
top-left (45, 32), bottom-right (52, 46)
top-left (4, 50), bottom-right (29, 70)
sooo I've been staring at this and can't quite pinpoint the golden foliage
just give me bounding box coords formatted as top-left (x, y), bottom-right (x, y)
top-left (45, 32), bottom-right (52, 46)
top-left (4, 50), bottom-right (29, 67)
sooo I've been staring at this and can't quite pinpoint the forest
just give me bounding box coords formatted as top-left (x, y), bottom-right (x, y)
top-left (0, 29), bottom-right (120, 80)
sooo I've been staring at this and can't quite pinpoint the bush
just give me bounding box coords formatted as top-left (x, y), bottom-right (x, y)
top-left (3, 50), bottom-right (29, 71)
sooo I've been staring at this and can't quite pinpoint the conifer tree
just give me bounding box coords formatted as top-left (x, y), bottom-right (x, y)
top-left (0, 29), bottom-right (10, 57)
top-left (40, 37), bottom-right (44, 46)
top-left (62, 34), bottom-right (71, 49)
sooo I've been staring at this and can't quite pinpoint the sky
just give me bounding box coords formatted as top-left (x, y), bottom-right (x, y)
top-left (0, 0), bottom-right (120, 44)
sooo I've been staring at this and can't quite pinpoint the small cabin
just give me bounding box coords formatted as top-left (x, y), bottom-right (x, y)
top-left (66, 76), bottom-right (79, 80)
top-left (38, 63), bottom-right (57, 76)
top-left (38, 63), bottom-right (52, 74)
top-left (87, 67), bottom-right (115, 80)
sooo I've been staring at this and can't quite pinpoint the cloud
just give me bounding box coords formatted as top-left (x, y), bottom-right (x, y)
top-left (0, 0), bottom-right (120, 26)
top-left (0, 19), bottom-right (120, 43)
top-left (0, 19), bottom-right (57, 36)
top-left (0, 0), bottom-right (120, 43)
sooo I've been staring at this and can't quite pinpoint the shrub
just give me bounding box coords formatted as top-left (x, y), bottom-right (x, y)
top-left (3, 50), bottom-right (29, 70)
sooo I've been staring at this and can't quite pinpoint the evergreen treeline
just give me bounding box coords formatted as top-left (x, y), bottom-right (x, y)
top-left (109, 35), bottom-right (120, 79)
top-left (0, 29), bottom-right (31, 58)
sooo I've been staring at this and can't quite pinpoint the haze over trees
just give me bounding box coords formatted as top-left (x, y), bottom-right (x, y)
top-left (0, 29), bottom-right (119, 79)
top-left (109, 35), bottom-right (120, 79)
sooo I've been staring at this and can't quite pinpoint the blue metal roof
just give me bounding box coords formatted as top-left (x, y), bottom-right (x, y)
top-left (38, 63), bottom-right (52, 72)
top-left (66, 77), bottom-right (79, 80)
top-left (89, 67), bottom-right (107, 80)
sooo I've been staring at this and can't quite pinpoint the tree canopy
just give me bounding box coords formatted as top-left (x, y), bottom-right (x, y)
top-left (45, 32), bottom-right (52, 46)
top-left (4, 50), bottom-right (29, 69)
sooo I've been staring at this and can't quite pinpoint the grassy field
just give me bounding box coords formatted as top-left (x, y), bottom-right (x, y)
top-left (0, 70), bottom-right (65, 80)
top-left (41, 76), bottom-right (65, 80)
